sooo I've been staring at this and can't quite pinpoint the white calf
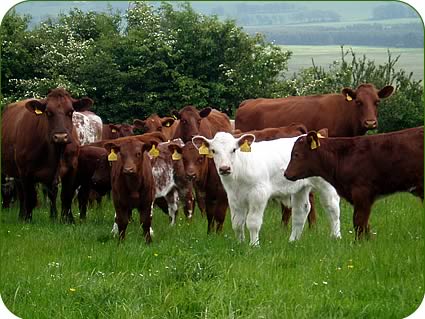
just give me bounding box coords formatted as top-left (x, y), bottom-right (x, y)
top-left (193, 132), bottom-right (341, 246)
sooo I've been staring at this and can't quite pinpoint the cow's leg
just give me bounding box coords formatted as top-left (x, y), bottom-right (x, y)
top-left (115, 208), bottom-right (130, 241)
top-left (352, 189), bottom-right (373, 239)
top-left (289, 189), bottom-right (311, 241)
top-left (315, 185), bottom-right (341, 239)
top-left (180, 183), bottom-right (194, 219)
top-left (21, 179), bottom-right (37, 222)
top-left (214, 197), bottom-right (228, 233)
top-left (228, 198), bottom-right (246, 243)
top-left (165, 189), bottom-right (179, 226)
top-left (281, 204), bottom-right (292, 226)
top-left (77, 185), bottom-right (90, 220)
top-left (139, 205), bottom-right (153, 244)
top-left (15, 179), bottom-right (25, 220)
top-left (246, 199), bottom-right (267, 246)
top-left (46, 184), bottom-right (59, 221)
top-left (205, 197), bottom-right (216, 234)
top-left (195, 187), bottom-right (206, 217)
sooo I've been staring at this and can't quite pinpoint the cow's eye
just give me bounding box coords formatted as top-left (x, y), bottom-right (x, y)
top-left (211, 149), bottom-right (215, 154)
top-left (181, 119), bottom-right (187, 125)
top-left (232, 148), bottom-right (236, 153)
top-left (136, 152), bottom-right (141, 158)
top-left (46, 110), bottom-right (53, 117)
top-left (197, 157), bottom-right (204, 163)
top-left (356, 100), bottom-right (362, 106)
top-left (67, 111), bottom-right (74, 117)
top-left (157, 127), bottom-right (162, 131)
top-left (375, 100), bottom-right (380, 106)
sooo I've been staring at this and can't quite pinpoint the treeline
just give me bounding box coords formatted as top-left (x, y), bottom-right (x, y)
top-left (237, 10), bottom-right (340, 26)
top-left (1, 1), bottom-right (422, 132)
top-left (371, 3), bottom-right (417, 20)
top-left (253, 23), bottom-right (424, 48)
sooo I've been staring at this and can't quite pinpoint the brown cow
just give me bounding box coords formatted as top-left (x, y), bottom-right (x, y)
top-left (105, 137), bottom-right (158, 242)
top-left (133, 114), bottom-right (177, 140)
top-left (172, 106), bottom-right (232, 142)
top-left (102, 123), bottom-right (135, 140)
top-left (169, 142), bottom-right (228, 233)
top-left (235, 83), bottom-right (394, 137)
top-left (1, 88), bottom-right (92, 222)
top-left (284, 127), bottom-right (424, 239)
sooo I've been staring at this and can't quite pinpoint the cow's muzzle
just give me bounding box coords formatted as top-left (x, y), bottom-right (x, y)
top-left (364, 120), bottom-right (377, 129)
top-left (219, 166), bottom-right (231, 176)
top-left (53, 133), bottom-right (70, 144)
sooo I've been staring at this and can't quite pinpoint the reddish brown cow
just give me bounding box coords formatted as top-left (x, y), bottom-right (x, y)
top-left (133, 114), bottom-right (177, 141)
top-left (1, 88), bottom-right (92, 222)
top-left (102, 124), bottom-right (135, 140)
top-left (172, 106), bottom-right (232, 142)
top-left (169, 142), bottom-right (228, 233)
top-left (236, 83), bottom-right (394, 137)
top-left (284, 127), bottom-right (424, 239)
top-left (105, 137), bottom-right (158, 242)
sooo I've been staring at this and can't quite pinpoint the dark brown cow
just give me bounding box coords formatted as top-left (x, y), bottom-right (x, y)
top-left (172, 106), bottom-right (232, 142)
top-left (169, 142), bottom-right (228, 233)
top-left (74, 145), bottom-right (110, 219)
top-left (284, 127), bottom-right (424, 239)
top-left (102, 124), bottom-right (135, 140)
top-left (105, 137), bottom-right (158, 242)
top-left (236, 83), bottom-right (394, 137)
top-left (133, 114), bottom-right (177, 140)
top-left (1, 88), bottom-right (92, 222)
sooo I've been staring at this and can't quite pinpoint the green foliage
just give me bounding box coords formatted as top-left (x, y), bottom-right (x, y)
top-left (278, 46), bottom-right (423, 133)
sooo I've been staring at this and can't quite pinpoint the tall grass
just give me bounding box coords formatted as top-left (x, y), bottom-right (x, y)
top-left (0, 193), bottom-right (423, 318)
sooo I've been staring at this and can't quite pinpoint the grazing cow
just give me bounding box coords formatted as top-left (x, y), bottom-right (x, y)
top-left (72, 111), bottom-right (103, 145)
top-left (234, 123), bottom-right (318, 227)
top-left (133, 114), bottom-right (177, 140)
top-left (105, 137), bottom-right (158, 242)
top-left (102, 123), bottom-right (135, 140)
top-left (168, 141), bottom-right (228, 233)
top-left (150, 139), bottom-right (194, 225)
top-left (235, 83), bottom-right (394, 136)
top-left (1, 88), bottom-right (92, 222)
top-left (172, 106), bottom-right (232, 142)
top-left (193, 132), bottom-right (341, 246)
top-left (74, 145), bottom-right (110, 219)
top-left (284, 127), bottom-right (424, 239)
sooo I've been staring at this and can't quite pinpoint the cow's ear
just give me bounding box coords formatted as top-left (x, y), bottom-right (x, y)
top-left (199, 107), bottom-right (212, 118)
top-left (316, 128), bottom-right (329, 138)
top-left (133, 119), bottom-right (146, 129)
top-left (192, 136), bottom-right (210, 150)
top-left (237, 134), bottom-right (255, 152)
top-left (25, 99), bottom-right (47, 115)
top-left (341, 88), bottom-right (356, 102)
top-left (161, 117), bottom-right (175, 128)
top-left (104, 142), bottom-right (120, 161)
top-left (73, 97), bottom-right (93, 112)
top-left (307, 131), bottom-right (320, 150)
top-left (171, 110), bottom-right (180, 120)
top-left (378, 85), bottom-right (394, 99)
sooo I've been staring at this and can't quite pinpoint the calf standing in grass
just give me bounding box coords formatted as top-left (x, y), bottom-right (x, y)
top-left (193, 132), bottom-right (341, 246)
top-left (284, 127), bottom-right (424, 239)
top-left (105, 137), bottom-right (157, 242)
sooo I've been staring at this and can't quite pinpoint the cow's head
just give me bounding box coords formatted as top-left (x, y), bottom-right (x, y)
top-left (172, 106), bottom-right (212, 142)
top-left (108, 124), bottom-right (135, 139)
top-left (168, 141), bottom-right (207, 182)
top-left (91, 151), bottom-right (111, 190)
top-left (25, 88), bottom-right (93, 144)
top-left (134, 114), bottom-right (175, 134)
top-left (284, 131), bottom-right (324, 181)
top-left (342, 84), bottom-right (394, 132)
top-left (192, 132), bottom-right (255, 177)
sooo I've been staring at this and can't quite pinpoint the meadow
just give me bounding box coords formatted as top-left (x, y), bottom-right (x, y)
top-left (0, 192), bottom-right (423, 318)
top-left (282, 45), bottom-right (424, 81)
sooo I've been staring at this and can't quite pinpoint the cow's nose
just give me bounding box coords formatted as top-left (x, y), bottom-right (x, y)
top-left (364, 120), bottom-right (377, 129)
top-left (219, 166), bottom-right (231, 175)
top-left (53, 133), bottom-right (69, 144)
top-left (123, 166), bottom-right (136, 174)
top-left (186, 173), bottom-right (196, 181)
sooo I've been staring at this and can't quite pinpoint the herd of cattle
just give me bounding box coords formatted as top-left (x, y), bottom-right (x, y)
top-left (1, 84), bottom-right (423, 246)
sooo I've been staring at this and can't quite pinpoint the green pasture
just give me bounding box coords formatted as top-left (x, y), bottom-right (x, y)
top-left (0, 192), bottom-right (423, 318)
top-left (282, 45), bottom-right (424, 81)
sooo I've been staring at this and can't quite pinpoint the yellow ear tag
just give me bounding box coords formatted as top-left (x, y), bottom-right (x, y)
top-left (240, 140), bottom-right (251, 152)
top-left (172, 149), bottom-right (182, 161)
top-left (310, 138), bottom-right (320, 150)
top-left (34, 108), bottom-right (43, 115)
top-left (206, 150), bottom-right (214, 158)
top-left (111, 128), bottom-right (117, 133)
top-left (317, 133), bottom-right (325, 138)
top-left (108, 149), bottom-right (118, 161)
top-left (172, 115), bottom-right (178, 120)
top-left (199, 143), bottom-right (210, 156)
top-left (149, 144), bottom-right (160, 157)
top-left (346, 94), bottom-right (353, 102)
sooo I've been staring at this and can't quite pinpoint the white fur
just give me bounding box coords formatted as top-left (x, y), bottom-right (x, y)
top-left (193, 132), bottom-right (341, 246)
top-left (72, 111), bottom-right (103, 145)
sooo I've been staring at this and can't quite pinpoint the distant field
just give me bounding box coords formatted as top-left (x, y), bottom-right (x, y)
top-left (281, 45), bottom-right (424, 81)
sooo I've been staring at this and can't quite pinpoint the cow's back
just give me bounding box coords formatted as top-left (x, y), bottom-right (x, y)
top-left (200, 109), bottom-right (232, 138)
top-left (236, 94), bottom-right (356, 137)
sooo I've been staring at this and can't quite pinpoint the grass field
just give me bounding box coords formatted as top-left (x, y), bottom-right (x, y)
top-left (282, 45), bottom-right (424, 81)
top-left (0, 192), bottom-right (423, 318)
